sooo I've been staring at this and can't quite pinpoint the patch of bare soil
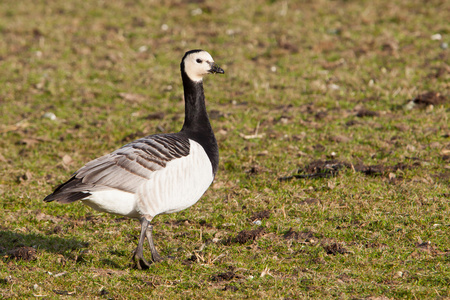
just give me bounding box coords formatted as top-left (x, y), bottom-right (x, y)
top-left (355, 108), bottom-right (379, 117)
top-left (53, 290), bottom-right (76, 296)
top-left (299, 198), bottom-right (320, 205)
top-left (0, 276), bottom-right (14, 285)
top-left (283, 228), bottom-right (318, 242)
top-left (406, 91), bottom-right (447, 109)
top-left (323, 243), bottom-right (349, 255)
top-left (223, 285), bottom-right (239, 291)
top-left (164, 219), bottom-right (190, 226)
top-left (410, 241), bottom-right (450, 258)
top-left (245, 164), bottom-right (270, 175)
top-left (47, 225), bottom-right (63, 235)
top-left (144, 112), bottom-right (165, 120)
top-left (279, 160), bottom-right (413, 181)
top-left (365, 242), bottom-right (389, 250)
top-left (224, 227), bottom-right (265, 245)
top-left (198, 219), bottom-right (213, 228)
top-left (210, 266), bottom-right (246, 284)
top-left (210, 266), bottom-right (245, 284)
top-left (353, 162), bottom-right (410, 176)
top-left (211, 271), bottom-right (236, 282)
top-left (7, 246), bottom-right (37, 261)
top-left (279, 160), bottom-right (348, 181)
top-left (249, 210), bottom-right (270, 222)
top-left (427, 65), bottom-right (450, 79)
top-left (91, 268), bottom-right (127, 277)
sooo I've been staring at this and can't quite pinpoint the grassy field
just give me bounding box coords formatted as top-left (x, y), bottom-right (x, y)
top-left (1, 0), bottom-right (449, 298)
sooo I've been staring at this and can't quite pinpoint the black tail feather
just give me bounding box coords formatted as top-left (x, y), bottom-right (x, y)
top-left (44, 176), bottom-right (91, 203)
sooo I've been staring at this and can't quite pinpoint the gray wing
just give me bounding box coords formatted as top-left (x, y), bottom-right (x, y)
top-left (44, 134), bottom-right (190, 203)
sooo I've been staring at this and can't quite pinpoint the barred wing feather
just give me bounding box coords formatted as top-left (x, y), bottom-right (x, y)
top-left (44, 134), bottom-right (191, 202)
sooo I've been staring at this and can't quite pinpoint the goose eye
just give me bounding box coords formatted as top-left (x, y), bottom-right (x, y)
top-left (196, 59), bottom-right (202, 63)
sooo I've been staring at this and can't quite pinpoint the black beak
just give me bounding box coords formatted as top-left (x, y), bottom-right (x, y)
top-left (208, 62), bottom-right (225, 74)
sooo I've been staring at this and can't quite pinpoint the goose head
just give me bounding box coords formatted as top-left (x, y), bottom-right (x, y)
top-left (181, 50), bottom-right (224, 82)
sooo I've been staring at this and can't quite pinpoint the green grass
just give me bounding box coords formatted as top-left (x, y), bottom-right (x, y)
top-left (1, 0), bottom-right (449, 298)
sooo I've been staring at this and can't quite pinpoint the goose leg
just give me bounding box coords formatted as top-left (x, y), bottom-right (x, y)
top-left (145, 224), bottom-right (163, 262)
top-left (131, 218), bottom-right (152, 269)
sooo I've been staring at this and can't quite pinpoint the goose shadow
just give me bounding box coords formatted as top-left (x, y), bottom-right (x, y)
top-left (0, 230), bottom-right (87, 258)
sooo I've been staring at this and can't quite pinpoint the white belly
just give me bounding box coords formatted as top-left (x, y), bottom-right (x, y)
top-left (80, 140), bottom-right (214, 220)
top-left (82, 190), bottom-right (139, 218)
top-left (136, 140), bottom-right (214, 219)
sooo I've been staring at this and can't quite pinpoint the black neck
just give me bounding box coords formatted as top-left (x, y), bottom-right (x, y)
top-left (180, 72), bottom-right (210, 132)
top-left (179, 71), bottom-right (219, 176)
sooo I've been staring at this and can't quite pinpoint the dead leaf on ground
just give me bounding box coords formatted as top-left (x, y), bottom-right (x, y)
top-left (18, 138), bottom-right (40, 147)
top-left (0, 120), bottom-right (30, 134)
top-left (257, 150), bottom-right (269, 156)
top-left (329, 134), bottom-right (352, 143)
top-left (35, 211), bottom-right (65, 223)
top-left (441, 148), bottom-right (450, 154)
top-left (62, 154), bottom-right (73, 166)
top-left (18, 171), bottom-right (33, 182)
top-left (118, 92), bottom-right (145, 102)
top-left (17, 137), bottom-right (53, 147)
top-left (394, 124), bottom-right (410, 131)
top-left (239, 132), bottom-right (265, 140)
top-left (217, 129), bottom-right (227, 135)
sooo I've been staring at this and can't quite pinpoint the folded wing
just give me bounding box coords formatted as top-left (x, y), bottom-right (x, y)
top-left (44, 134), bottom-right (191, 203)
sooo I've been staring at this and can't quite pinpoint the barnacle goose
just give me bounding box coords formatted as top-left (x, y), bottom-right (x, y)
top-left (44, 50), bottom-right (224, 269)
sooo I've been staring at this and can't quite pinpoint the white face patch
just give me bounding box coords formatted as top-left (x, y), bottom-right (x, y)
top-left (183, 51), bottom-right (215, 82)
